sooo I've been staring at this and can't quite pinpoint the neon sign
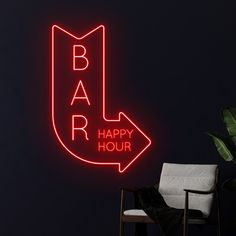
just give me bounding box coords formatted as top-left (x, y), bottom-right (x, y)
top-left (51, 24), bottom-right (151, 173)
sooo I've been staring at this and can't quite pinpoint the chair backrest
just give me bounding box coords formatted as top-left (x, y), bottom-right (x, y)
top-left (158, 163), bottom-right (218, 217)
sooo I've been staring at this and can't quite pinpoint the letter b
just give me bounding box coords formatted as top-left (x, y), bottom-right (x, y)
top-left (73, 45), bottom-right (89, 71)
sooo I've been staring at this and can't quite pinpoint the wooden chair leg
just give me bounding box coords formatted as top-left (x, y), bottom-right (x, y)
top-left (119, 189), bottom-right (125, 236)
top-left (183, 216), bottom-right (188, 236)
top-left (216, 190), bottom-right (221, 236)
top-left (183, 191), bottom-right (189, 236)
top-left (217, 205), bottom-right (221, 236)
top-left (119, 221), bottom-right (124, 236)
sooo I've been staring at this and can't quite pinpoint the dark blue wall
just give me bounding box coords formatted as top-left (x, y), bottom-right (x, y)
top-left (1, 0), bottom-right (236, 235)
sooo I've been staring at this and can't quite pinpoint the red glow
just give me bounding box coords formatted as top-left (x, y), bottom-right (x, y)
top-left (72, 115), bottom-right (89, 141)
top-left (70, 80), bottom-right (91, 106)
top-left (73, 45), bottom-right (89, 71)
top-left (51, 24), bottom-right (152, 173)
top-left (98, 141), bottom-right (131, 152)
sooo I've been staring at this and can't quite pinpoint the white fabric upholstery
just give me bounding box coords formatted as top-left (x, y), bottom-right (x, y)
top-left (158, 163), bottom-right (218, 217)
top-left (124, 209), bottom-right (147, 216)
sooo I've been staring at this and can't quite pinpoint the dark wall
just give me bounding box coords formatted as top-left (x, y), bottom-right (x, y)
top-left (1, 0), bottom-right (236, 235)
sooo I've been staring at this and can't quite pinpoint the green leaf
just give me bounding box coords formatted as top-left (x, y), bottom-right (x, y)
top-left (207, 133), bottom-right (234, 161)
top-left (222, 107), bottom-right (236, 136)
top-left (232, 136), bottom-right (236, 146)
top-left (222, 178), bottom-right (236, 191)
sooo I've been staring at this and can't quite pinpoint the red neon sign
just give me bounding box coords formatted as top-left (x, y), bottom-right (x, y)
top-left (51, 24), bottom-right (151, 173)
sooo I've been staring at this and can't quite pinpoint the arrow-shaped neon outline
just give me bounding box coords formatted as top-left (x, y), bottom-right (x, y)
top-left (51, 24), bottom-right (152, 173)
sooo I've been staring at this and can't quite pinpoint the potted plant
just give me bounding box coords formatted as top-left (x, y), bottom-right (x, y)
top-left (207, 107), bottom-right (236, 191)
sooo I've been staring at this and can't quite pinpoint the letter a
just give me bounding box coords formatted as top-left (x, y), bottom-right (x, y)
top-left (70, 80), bottom-right (91, 106)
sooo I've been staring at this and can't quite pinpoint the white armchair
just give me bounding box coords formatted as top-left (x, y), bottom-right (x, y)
top-left (119, 163), bottom-right (221, 236)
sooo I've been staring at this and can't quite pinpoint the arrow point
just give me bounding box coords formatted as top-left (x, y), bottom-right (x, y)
top-left (118, 163), bottom-right (128, 173)
top-left (119, 112), bottom-right (152, 145)
top-left (116, 113), bottom-right (152, 173)
top-left (118, 138), bottom-right (151, 173)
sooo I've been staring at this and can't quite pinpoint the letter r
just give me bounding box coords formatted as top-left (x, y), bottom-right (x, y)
top-left (72, 115), bottom-right (89, 141)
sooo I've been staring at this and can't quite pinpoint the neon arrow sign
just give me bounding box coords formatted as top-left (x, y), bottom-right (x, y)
top-left (51, 24), bottom-right (151, 173)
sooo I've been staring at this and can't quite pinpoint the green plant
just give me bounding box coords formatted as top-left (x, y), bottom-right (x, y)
top-left (207, 107), bottom-right (236, 191)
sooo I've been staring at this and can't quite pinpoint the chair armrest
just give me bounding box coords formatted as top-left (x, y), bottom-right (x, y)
top-left (183, 188), bottom-right (215, 231)
top-left (120, 188), bottom-right (138, 216)
top-left (121, 187), bottom-right (138, 192)
top-left (184, 189), bottom-right (215, 195)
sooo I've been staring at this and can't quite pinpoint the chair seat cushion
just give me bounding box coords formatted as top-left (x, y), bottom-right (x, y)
top-left (124, 208), bottom-right (203, 218)
top-left (124, 209), bottom-right (147, 216)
